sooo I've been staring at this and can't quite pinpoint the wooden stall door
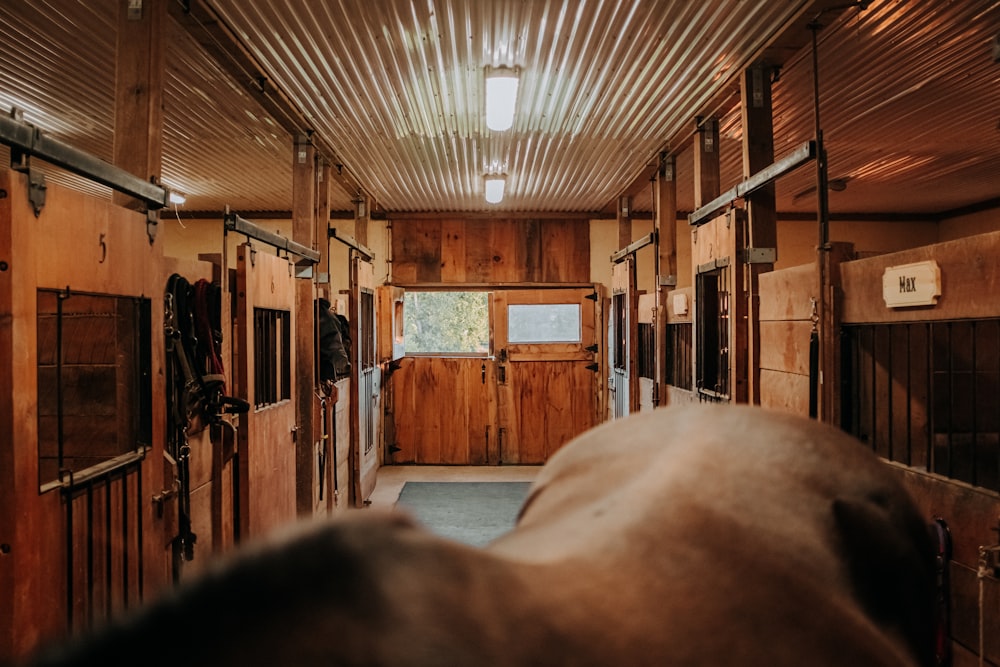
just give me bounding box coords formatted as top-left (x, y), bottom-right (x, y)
top-left (235, 245), bottom-right (297, 540)
top-left (609, 258), bottom-right (637, 419)
top-left (494, 288), bottom-right (599, 463)
top-left (351, 256), bottom-right (380, 505)
top-left (389, 356), bottom-right (496, 464)
top-left (692, 210), bottom-right (747, 403)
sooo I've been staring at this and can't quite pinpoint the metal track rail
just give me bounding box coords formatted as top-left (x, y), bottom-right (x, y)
top-left (0, 110), bottom-right (169, 210)
top-left (224, 210), bottom-right (320, 264)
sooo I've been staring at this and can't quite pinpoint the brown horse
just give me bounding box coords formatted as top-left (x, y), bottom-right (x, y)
top-left (20, 405), bottom-right (934, 667)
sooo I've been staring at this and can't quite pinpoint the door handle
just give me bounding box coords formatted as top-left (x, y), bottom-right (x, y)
top-left (482, 363), bottom-right (486, 384)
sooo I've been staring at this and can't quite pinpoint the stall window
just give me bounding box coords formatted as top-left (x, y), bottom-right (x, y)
top-left (253, 307), bottom-right (291, 408)
top-left (37, 289), bottom-right (152, 489)
top-left (697, 264), bottom-right (730, 400)
top-left (842, 319), bottom-right (1000, 492)
top-left (612, 292), bottom-right (627, 371)
top-left (638, 322), bottom-right (654, 379)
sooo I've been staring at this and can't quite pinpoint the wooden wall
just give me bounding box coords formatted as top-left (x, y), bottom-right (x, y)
top-left (0, 169), bottom-right (171, 657)
top-left (758, 263), bottom-right (815, 416)
top-left (842, 230), bottom-right (1000, 324)
top-left (840, 232), bottom-right (1000, 667)
top-left (391, 218), bottom-right (590, 284)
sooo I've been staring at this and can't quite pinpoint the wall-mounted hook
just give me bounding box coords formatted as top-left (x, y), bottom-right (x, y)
top-left (98, 233), bottom-right (107, 263)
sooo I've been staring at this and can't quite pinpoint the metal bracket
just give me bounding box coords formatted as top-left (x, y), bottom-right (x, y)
top-left (658, 274), bottom-right (677, 287)
top-left (10, 141), bottom-right (47, 217)
top-left (744, 247), bottom-right (776, 264)
top-left (26, 168), bottom-right (47, 217)
top-left (697, 257), bottom-right (730, 274)
top-left (146, 209), bottom-right (158, 245)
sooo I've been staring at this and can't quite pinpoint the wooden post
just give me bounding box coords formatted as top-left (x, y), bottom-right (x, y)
top-left (694, 118), bottom-right (720, 208)
top-left (315, 160), bottom-right (332, 300)
top-left (313, 159), bottom-right (336, 513)
top-left (655, 155), bottom-right (677, 406)
top-left (824, 242), bottom-right (853, 425)
top-left (112, 0), bottom-right (166, 209)
top-left (692, 118), bottom-right (719, 402)
top-left (355, 196), bottom-right (370, 248)
top-left (617, 195), bottom-right (632, 250)
top-left (292, 135), bottom-right (317, 517)
top-left (741, 63), bottom-right (777, 406)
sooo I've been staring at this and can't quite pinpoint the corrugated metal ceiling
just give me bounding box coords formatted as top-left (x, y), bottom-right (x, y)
top-left (209, 0), bottom-right (811, 213)
top-left (0, 0), bottom-right (998, 218)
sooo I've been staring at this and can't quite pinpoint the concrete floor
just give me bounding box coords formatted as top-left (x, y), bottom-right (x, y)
top-left (368, 465), bottom-right (541, 510)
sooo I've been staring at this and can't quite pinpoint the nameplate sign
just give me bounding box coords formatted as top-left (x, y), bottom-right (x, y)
top-left (882, 260), bottom-right (941, 308)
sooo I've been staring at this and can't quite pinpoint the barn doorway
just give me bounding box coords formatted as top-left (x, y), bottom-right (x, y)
top-left (389, 286), bottom-right (600, 465)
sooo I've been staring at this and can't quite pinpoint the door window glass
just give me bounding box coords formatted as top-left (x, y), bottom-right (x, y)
top-left (508, 303), bottom-right (580, 343)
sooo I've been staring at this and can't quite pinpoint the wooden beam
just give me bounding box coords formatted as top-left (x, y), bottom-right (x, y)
top-left (617, 195), bottom-right (633, 250)
top-left (113, 0), bottom-right (166, 209)
top-left (291, 135), bottom-right (316, 248)
top-left (656, 156), bottom-right (679, 285)
top-left (694, 118), bottom-right (720, 209)
top-left (315, 160), bottom-right (333, 295)
top-left (354, 196), bottom-right (370, 248)
top-left (654, 155), bottom-right (677, 406)
top-left (741, 64), bottom-right (777, 407)
top-left (292, 135), bottom-right (317, 517)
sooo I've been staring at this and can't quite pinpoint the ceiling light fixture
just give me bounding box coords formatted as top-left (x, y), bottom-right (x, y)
top-left (484, 174), bottom-right (506, 204)
top-left (168, 191), bottom-right (186, 205)
top-left (485, 66), bottom-right (519, 131)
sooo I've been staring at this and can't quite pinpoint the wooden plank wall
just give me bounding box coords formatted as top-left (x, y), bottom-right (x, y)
top-left (842, 230), bottom-right (1000, 324)
top-left (892, 467), bottom-right (1000, 667)
top-left (0, 169), bottom-right (170, 657)
top-left (391, 218), bottom-right (590, 284)
top-left (332, 377), bottom-right (352, 509)
top-left (840, 232), bottom-right (1000, 667)
top-left (758, 263), bottom-right (815, 416)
